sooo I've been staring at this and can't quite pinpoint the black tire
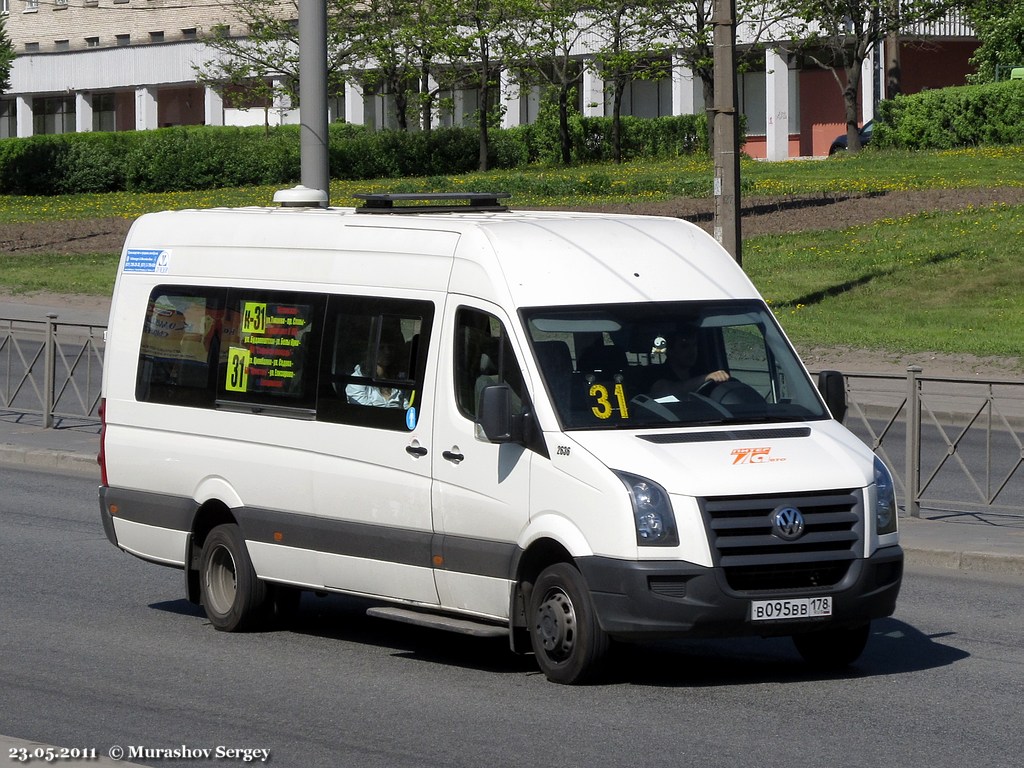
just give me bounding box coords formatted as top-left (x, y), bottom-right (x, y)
top-left (792, 622), bottom-right (870, 669)
top-left (199, 523), bottom-right (268, 632)
top-left (528, 563), bottom-right (609, 684)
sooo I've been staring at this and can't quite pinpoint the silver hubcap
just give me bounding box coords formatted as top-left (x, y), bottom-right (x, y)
top-left (206, 544), bottom-right (237, 616)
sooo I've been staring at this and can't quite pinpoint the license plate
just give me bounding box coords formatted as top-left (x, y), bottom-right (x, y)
top-left (750, 597), bottom-right (832, 621)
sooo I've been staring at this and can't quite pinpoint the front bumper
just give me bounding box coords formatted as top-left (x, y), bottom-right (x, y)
top-left (576, 545), bottom-right (903, 639)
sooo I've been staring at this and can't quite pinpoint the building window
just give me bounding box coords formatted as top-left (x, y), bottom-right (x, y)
top-left (2, 0), bottom-right (10, 13)
top-left (24, 42), bottom-right (39, 52)
top-left (33, 95), bottom-right (76, 135)
top-left (55, 39), bottom-right (70, 51)
top-left (54, 0), bottom-right (68, 7)
top-left (25, 0), bottom-right (39, 11)
top-left (93, 93), bottom-right (116, 132)
top-left (1, 100), bottom-right (16, 139)
top-left (149, 31), bottom-right (164, 43)
top-left (181, 28), bottom-right (197, 40)
top-left (115, 34), bottom-right (130, 46)
top-left (85, 37), bottom-right (99, 48)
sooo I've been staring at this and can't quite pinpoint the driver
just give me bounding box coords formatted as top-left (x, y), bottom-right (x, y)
top-left (650, 327), bottom-right (730, 401)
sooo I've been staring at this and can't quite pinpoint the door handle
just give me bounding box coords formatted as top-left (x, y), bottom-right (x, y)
top-left (406, 445), bottom-right (428, 458)
top-left (442, 450), bottom-right (465, 464)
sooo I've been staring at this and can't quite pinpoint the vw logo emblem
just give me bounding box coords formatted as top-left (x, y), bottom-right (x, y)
top-left (771, 506), bottom-right (805, 541)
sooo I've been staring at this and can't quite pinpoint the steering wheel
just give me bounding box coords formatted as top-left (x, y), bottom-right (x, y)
top-left (696, 378), bottom-right (764, 406)
top-left (695, 378), bottom-right (721, 397)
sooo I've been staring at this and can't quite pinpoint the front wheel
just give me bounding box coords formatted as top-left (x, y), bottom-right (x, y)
top-left (199, 523), bottom-right (268, 632)
top-left (528, 563), bottom-right (609, 684)
top-left (792, 622), bottom-right (870, 669)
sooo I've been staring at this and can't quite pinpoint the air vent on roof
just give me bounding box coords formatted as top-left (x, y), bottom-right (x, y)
top-left (273, 186), bottom-right (328, 208)
top-left (354, 192), bottom-right (510, 214)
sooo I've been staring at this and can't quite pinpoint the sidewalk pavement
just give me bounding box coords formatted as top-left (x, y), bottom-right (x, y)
top-left (3, 295), bottom-right (1024, 578)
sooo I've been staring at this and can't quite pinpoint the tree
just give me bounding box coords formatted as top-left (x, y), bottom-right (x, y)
top-left (194, 0), bottom-right (363, 118)
top-left (499, 0), bottom-right (600, 164)
top-left (587, 1), bottom-right (672, 163)
top-left (656, 1), bottom-right (795, 155)
top-left (1, 14), bottom-right (14, 95)
top-left (965, 0), bottom-right (1024, 83)
top-left (788, 0), bottom-right (955, 152)
top-left (456, 0), bottom-right (512, 171)
top-left (356, 0), bottom-right (472, 132)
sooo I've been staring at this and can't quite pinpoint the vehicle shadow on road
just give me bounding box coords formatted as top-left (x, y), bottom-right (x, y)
top-left (149, 595), bottom-right (967, 686)
top-left (607, 617), bottom-right (969, 687)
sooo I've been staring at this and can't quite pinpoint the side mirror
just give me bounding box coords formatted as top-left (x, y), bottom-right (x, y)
top-left (817, 370), bottom-right (847, 423)
top-left (476, 384), bottom-right (517, 443)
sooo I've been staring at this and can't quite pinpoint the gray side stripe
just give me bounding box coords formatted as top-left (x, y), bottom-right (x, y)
top-left (102, 487), bottom-right (197, 531)
top-left (106, 486), bottom-right (517, 580)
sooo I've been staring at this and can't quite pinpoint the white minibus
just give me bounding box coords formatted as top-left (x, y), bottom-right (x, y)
top-left (99, 192), bottom-right (902, 684)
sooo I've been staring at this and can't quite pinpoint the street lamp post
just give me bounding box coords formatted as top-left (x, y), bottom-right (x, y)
top-left (712, 0), bottom-right (742, 265)
top-left (299, 0), bottom-right (330, 207)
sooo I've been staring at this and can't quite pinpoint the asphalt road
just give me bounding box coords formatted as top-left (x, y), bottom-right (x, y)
top-left (2, 466), bottom-right (1022, 768)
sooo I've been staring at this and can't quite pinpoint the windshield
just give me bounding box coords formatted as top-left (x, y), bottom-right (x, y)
top-left (522, 300), bottom-right (829, 429)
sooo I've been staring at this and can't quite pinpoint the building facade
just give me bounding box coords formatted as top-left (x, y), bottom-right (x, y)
top-left (1, 1), bottom-right (978, 158)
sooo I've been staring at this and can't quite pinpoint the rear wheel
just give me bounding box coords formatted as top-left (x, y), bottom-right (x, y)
top-left (528, 563), bottom-right (609, 684)
top-left (199, 523), bottom-right (268, 631)
top-left (792, 622), bottom-right (870, 669)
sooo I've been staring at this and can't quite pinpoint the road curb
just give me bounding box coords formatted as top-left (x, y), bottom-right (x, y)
top-left (0, 444), bottom-right (98, 477)
top-left (904, 547), bottom-right (1024, 577)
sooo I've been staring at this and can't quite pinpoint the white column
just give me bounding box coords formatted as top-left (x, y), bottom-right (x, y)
top-left (344, 81), bottom-right (365, 125)
top-left (861, 49), bottom-right (875, 123)
top-left (453, 88), bottom-right (467, 128)
top-left (271, 78), bottom-right (294, 126)
top-left (765, 48), bottom-right (790, 161)
top-left (204, 87), bottom-right (224, 126)
top-left (75, 92), bottom-right (93, 133)
top-left (135, 86), bottom-right (158, 130)
top-left (671, 54), bottom-right (698, 116)
top-left (426, 73), bottom-right (441, 130)
top-left (500, 69), bottom-right (520, 128)
top-left (16, 95), bottom-right (34, 137)
top-left (582, 61), bottom-right (604, 117)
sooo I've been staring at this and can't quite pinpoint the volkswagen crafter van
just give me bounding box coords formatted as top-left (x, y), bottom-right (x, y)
top-left (99, 192), bottom-right (903, 684)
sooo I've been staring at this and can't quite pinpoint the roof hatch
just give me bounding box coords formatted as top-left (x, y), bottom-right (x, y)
top-left (354, 192), bottom-right (510, 214)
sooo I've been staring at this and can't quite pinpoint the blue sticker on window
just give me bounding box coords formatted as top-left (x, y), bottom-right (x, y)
top-left (406, 406), bottom-right (418, 431)
top-left (124, 249), bottom-right (171, 274)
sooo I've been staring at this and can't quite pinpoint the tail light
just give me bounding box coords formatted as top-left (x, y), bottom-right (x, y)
top-left (97, 398), bottom-right (108, 487)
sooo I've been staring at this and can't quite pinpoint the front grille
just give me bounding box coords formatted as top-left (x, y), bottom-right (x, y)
top-left (701, 490), bottom-right (863, 593)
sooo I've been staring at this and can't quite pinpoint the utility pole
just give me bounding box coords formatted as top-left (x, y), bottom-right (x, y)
top-left (712, 0), bottom-right (741, 265)
top-left (299, 0), bottom-right (330, 207)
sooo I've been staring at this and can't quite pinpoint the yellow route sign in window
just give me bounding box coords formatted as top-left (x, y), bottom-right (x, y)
top-left (241, 302), bottom-right (267, 335)
top-left (225, 346), bottom-right (251, 392)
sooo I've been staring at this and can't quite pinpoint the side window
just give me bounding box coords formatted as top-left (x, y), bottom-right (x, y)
top-left (722, 324), bottom-right (774, 401)
top-left (216, 290), bottom-right (325, 412)
top-left (136, 287), bottom-right (224, 407)
top-left (318, 296), bottom-right (433, 431)
top-left (454, 307), bottom-right (526, 421)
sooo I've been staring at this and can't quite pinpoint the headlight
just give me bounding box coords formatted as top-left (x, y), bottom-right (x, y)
top-left (874, 456), bottom-right (898, 535)
top-left (615, 471), bottom-right (679, 547)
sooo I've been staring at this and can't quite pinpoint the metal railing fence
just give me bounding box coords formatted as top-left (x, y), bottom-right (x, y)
top-left (2, 314), bottom-right (1022, 516)
top-left (1, 314), bottom-right (105, 427)
top-left (841, 368), bottom-right (1024, 517)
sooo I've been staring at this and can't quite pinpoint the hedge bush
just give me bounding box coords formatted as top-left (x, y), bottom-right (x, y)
top-left (874, 80), bottom-right (1024, 149)
top-left (0, 114), bottom-right (710, 196)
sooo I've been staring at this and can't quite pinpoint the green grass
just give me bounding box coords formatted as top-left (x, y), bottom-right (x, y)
top-left (748, 203), bottom-right (1024, 357)
top-left (2, 144), bottom-right (1024, 359)
top-left (0, 253), bottom-right (120, 296)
